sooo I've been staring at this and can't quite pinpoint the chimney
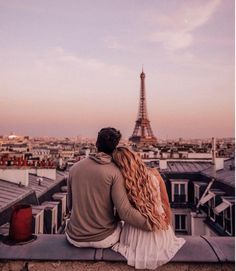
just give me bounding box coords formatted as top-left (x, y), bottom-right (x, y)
top-left (85, 148), bottom-right (90, 157)
top-left (159, 159), bottom-right (168, 170)
top-left (0, 169), bottom-right (29, 186)
top-left (211, 137), bottom-right (216, 165)
top-left (59, 158), bottom-right (63, 168)
top-left (29, 168), bottom-right (37, 175)
top-left (214, 158), bottom-right (224, 171)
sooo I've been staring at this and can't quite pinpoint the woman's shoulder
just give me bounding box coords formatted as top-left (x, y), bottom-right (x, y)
top-left (148, 168), bottom-right (161, 179)
top-left (147, 169), bottom-right (160, 188)
top-left (149, 168), bottom-right (167, 188)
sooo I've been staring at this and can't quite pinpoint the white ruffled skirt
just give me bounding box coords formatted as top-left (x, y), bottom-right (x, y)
top-left (112, 223), bottom-right (186, 270)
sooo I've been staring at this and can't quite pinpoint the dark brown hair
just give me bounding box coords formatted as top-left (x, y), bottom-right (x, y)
top-left (96, 127), bottom-right (122, 155)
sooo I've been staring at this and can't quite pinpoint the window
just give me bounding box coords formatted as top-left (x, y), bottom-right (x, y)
top-left (194, 184), bottom-right (200, 205)
top-left (225, 205), bottom-right (231, 219)
top-left (224, 205), bottom-right (232, 235)
top-left (175, 214), bottom-right (187, 231)
top-left (172, 182), bottom-right (187, 203)
top-left (208, 197), bottom-right (215, 221)
top-left (214, 211), bottom-right (224, 228)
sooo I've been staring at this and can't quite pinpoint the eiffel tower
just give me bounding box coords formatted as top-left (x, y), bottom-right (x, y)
top-left (129, 69), bottom-right (157, 145)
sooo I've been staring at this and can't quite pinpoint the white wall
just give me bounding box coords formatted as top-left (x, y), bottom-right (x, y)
top-left (190, 212), bottom-right (208, 236)
top-left (159, 160), bottom-right (168, 170)
top-left (0, 169), bottom-right (29, 186)
top-left (188, 153), bottom-right (212, 159)
top-left (172, 153), bottom-right (180, 158)
top-left (37, 169), bottom-right (56, 180)
top-left (162, 153), bottom-right (170, 159)
top-left (29, 168), bottom-right (37, 175)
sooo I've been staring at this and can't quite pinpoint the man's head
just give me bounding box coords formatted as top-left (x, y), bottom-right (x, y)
top-left (96, 127), bottom-right (122, 155)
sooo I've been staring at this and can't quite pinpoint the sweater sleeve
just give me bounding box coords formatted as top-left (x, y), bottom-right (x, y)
top-left (111, 171), bottom-right (152, 231)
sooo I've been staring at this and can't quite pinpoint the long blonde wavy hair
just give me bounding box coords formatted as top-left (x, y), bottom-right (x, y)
top-left (112, 146), bottom-right (168, 231)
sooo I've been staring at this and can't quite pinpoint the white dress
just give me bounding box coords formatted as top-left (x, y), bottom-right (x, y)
top-left (112, 174), bottom-right (186, 270)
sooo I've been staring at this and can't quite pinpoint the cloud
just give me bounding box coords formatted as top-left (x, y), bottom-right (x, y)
top-left (182, 0), bottom-right (221, 32)
top-left (150, 31), bottom-right (193, 50)
top-left (103, 36), bottom-right (126, 50)
top-left (149, 0), bottom-right (221, 50)
top-left (36, 46), bottom-right (131, 76)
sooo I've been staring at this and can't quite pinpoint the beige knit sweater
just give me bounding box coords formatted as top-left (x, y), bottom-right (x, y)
top-left (66, 152), bottom-right (152, 242)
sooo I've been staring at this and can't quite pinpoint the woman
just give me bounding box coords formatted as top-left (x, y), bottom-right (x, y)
top-left (112, 147), bottom-right (185, 270)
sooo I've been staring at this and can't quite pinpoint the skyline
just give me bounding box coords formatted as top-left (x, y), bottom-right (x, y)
top-left (0, 0), bottom-right (234, 139)
top-left (1, 133), bottom-right (235, 142)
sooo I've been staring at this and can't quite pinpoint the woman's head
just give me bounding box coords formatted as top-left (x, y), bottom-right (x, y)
top-left (112, 147), bottom-right (143, 175)
top-left (112, 147), bottom-right (168, 230)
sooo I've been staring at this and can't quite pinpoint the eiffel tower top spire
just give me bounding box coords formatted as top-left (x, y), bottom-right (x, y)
top-left (139, 67), bottom-right (147, 119)
top-left (129, 69), bottom-right (157, 145)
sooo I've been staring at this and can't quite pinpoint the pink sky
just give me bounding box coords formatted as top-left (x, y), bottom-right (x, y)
top-left (0, 0), bottom-right (234, 139)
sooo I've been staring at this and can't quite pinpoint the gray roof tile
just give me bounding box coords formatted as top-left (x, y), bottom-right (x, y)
top-left (166, 161), bottom-right (212, 173)
top-left (28, 173), bottom-right (65, 197)
top-left (0, 180), bottom-right (32, 212)
top-left (202, 159), bottom-right (235, 187)
top-left (164, 159), bottom-right (235, 187)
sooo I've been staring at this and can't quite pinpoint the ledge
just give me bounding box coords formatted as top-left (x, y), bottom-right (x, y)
top-left (0, 235), bottom-right (234, 263)
top-left (0, 235), bottom-right (234, 271)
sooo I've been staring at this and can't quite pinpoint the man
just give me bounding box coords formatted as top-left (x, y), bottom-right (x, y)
top-left (65, 127), bottom-right (152, 248)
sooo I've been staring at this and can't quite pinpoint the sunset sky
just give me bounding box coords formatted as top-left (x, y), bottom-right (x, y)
top-left (0, 0), bottom-right (234, 139)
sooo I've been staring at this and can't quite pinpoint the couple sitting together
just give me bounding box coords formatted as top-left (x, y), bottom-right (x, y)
top-left (65, 127), bottom-right (185, 269)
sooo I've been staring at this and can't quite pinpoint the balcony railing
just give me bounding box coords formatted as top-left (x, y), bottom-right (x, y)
top-left (174, 194), bottom-right (186, 203)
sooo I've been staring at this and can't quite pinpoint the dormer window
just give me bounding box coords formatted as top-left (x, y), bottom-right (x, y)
top-left (214, 197), bottom-right (234, 236)
top-left (214, 201), bottom-right (230, 215)
top-left (193, 182), bottom-right (207, 205)
top-left (214, 201), bottom-right (230, 228)
top-left (199, 192), bottom-right (214, 205)
top-left (171, 180), bottom-right (188, 203)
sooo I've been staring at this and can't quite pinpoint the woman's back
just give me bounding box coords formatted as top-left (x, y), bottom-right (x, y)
top-left (112, 172), bottom-right (186, 269)
top-left (112, 147), bottom-right (185, 269)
